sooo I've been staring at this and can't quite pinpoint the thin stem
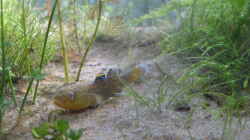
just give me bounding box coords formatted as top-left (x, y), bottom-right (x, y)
top-left (7, 71), bottom-right (17, 106)
top-left (17, 0), bottom-right (29, 75)
top-left (57, 0), bottom-right (70, 83)
top-left (0, 0), bottom-right (4, 134)
top-left (22, 0), bottom-right (27, 48)
top-left (76, 0), bottom-right (102, 81)
top-left (0, 0), bottom-right (5, 96)
top-left (72, 0), bottom-right (81, 52)
top-left (190, 0), bottom-right (197, 32)
top-left (19, 79), bottom-right (34, 115)
top-left (32, 0), bottom-right (58, 104)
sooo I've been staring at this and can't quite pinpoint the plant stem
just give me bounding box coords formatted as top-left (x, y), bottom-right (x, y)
top-left (18, 0), bottom-right (28, 71)
top-left (190, 0), bottom-right (197, 32)
top-left (76, 0), bottom-right (103, 81)
top-left (31, 0), bottom-right (58, 104)
top-left (19, 79), bottom-right (34, 115)
top-left (72, 0), bottom-right (81, 52)
top-left (57, 0), bottom-right (69, 83)
top-left (7, 71), bottom-right (17, 106)
top-left (0, 0), bottom-right (4, 134)
top-left (0, 0), bottom-right (5, 97)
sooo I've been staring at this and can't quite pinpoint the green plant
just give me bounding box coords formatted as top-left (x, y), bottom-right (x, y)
top-left (70, 0), bottom-right (81, 51)
top-left (124, 74), bottom-right (170, 113)
top-left (0, 1), bottom-right (58, 115)
top-left (134, 0), bottom-right (250, 138)
top-left (21, 0), bottom-right (58, 112)
top-left (2, 0), bottom-right (56, 78)
top-left (0, 96), bottom-right (10, 135)
top-left (76, 0), bottom-right (103, 81)
top-left (57, 0), bottom-right (70, 83)
top-left (153, 0), bottom-right (250, 138)
top-left (0, 0), bottom-right (9, 135)
top-left (157, 0), bottom-right (250, 108)
top-left (32, 119), bottom-right (84, 140)
top-left (96, 15), bottom-right (125, 41)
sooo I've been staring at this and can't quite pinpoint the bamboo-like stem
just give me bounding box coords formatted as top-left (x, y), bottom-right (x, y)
top-left (7, 71), bottom-right (17, 106)
top-left (19, 0), bottom-right (28, 67)
top-left (17, 0), bottom-right (57, 106)
top-left (19, 79), bottom-right (34, 115)
top-left (12, 0), bottom-right (28, 106)
top-left (57, 0), bottom-right (70, 83)
top-left (31, 0), bottom-right (58, 104)
top-left (0, 0), bottom-right (5, 134)
top-left (0, 0), bottom-right (5, 97)
top-left (72, 0), bottom-right (81, 52)
top-left (76, 0), bottom-right (103, 81)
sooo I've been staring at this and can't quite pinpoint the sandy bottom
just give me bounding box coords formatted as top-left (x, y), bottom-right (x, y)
top-left (2, 36), bottom-right (250, 140)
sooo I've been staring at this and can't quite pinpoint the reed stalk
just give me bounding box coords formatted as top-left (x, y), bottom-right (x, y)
top-left (57, 0), bottom-right (70, 83)
top-left (0, 0), bottom-right (5, 134)
top-left (76, 0), bottom-right (103, 81)
top-left (19, 0), bottom-right (58, 111)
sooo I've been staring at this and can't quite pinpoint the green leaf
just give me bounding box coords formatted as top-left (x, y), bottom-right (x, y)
top-left (54, 120), bottom-right (70, 134)
top-left (31, 123), bottom-right (50, 138)
top-left (0, 97), bottom-right (11, 115)
top-left (225, 96), bottom-right (237, 109)
top-left (4, 41), bottom-right (12, 48)
top-left (243, 79), bottom-right (248, 88)
top-left (31, 129), bottom-right (42, 139)
top-left (66, 128), bottom-right (84, 140)
top-left (31, 69), bottom-right (45, 80)
top-left (229, 0), bottom-right (246, 9)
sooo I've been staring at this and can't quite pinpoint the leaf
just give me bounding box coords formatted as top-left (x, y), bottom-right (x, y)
top-left (229, 0), bottom-right (246, 9)
top-left (31, 129), bottom-right (42, 139)
top-left (225, 96), bottom-right (237, 109)
top-left (243, 79), bottom-right (248, 88)
top-left (157, 87), bottom-right (166, 104)
top-left (54, 120), bottom-right (70, 134)
top-left (31, 69), bottom-right (45, 80)
top-left (0, 97), bottom-right (11, 115)
top-left (66, 128), bottom-right (84, 140)
top-left (31, 123), bottom-right (50, 138)
top-left (3, 41), bottom-right (12, 48)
